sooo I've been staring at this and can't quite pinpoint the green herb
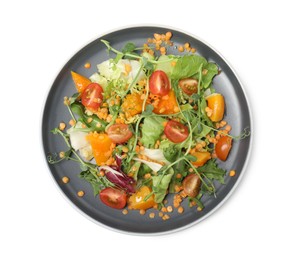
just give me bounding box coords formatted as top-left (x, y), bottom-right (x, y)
top-left (140, 116), bottom-right (166, 147)
top-left (152, 168), bottom-right (174, 203)
top-left (70, 102), bottom-right (107, 132)
top-left (122, 42), bottom-right (136, 54)
top-left (197, 159), bottom-right (226, 184)
top-left (201, 62), bottom-right (219, 89)
top-left (163, 144), bottom-right (179, 162)
top-left (171, 55), bottom-right (207, 80)
top-left (79, 170), bottom-right (106, 196)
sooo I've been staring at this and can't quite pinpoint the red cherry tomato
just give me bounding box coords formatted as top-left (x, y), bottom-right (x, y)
top-left (149, 70), bottom-right (170, 96)
top-left (81, 83), bottom-right (103, 111)
top-left (99, 187), bottom-right (127, 209)
top-left (182, 174), bottom-right (201, 198)
top-left (106, 124), bottom-right (133, 144)
top-left (164, 120), bottom-right (189, 143)
top-left (178, 78), bottom-right (198, 95)
top-left (215, 136), bottom-right (232, 161)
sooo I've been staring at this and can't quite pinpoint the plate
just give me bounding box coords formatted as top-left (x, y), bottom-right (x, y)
top-left (42, 26), bottom-right (252, 234)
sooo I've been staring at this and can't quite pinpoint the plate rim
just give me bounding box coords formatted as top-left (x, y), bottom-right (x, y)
top-left (40, 24), bottom-right (253, 236)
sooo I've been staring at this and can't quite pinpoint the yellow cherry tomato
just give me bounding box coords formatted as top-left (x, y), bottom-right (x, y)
top-left (191, 151), bottom-right (211, 167)
top-left (128, 186), bottom-right (156, 210)
top-left (206, 93), bottom-right (225, 122)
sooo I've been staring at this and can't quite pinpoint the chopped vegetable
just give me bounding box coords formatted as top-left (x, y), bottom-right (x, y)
top-left (86, 132), bottom-right (114, 166)
top-left (71, 71), bottom-right (91, 93)
top-left (128, 186), bottom-right (156, 210)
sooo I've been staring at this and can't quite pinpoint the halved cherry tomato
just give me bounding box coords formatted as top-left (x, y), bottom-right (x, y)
top-left (182, 174), bottom-right (201, 198)
top-left (178, 78), bottom-right (198, 95)
top-left (153, 89), bottom-right (179, 115)
top-left (164, 120), bottom-right (189, 143)
top-left (149, 70), bottom-right (170, 96)
top-left (128, 186), bottom-right (156, 210)
top-left (71, 71), bottom-right (91, 93)
top-left (86, 132), bottom-right (114, 166)
top-left (191, 151), bottom-right (211, 167)
top-left (81, 83), bottom-right (104, 111)
top-left (100, 187), bottom-right (127, 209)
top-left (106, 124), bottom-right (133, 144)
top-left (215, 136), bottom-right (232, 161)
top-left (206, 93), bottom-right (225, 122)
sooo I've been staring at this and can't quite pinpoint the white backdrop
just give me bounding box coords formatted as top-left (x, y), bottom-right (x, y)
top-left (1, 0), bottom-right (295, 259)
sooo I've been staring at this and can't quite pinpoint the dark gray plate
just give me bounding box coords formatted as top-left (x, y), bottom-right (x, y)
top-left (42, 26), bottom-right (252, 234)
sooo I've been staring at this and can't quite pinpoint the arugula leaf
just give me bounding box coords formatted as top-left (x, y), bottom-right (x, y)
top-left (114, 53), bottom-right (124, 63)
top-left (163, 144), bottom-right (179, 162)
top-left (79, 170), bottom-right (102, 196)
top-left (171, 55), bottom-right (207, 80)
top-left (202, 62), bottom-right (219, 89)
top-left (142, 57), bottom-right (155, 71)
top-left (142, 104), bottom-right (154, 116)
top-left (200, 98), bottom-right (214, 127)
top-left (69, 93), bottom-right (80, 105)
top-left (198, 159), bottom-right (226, 184)
top-left (128, 161), bottom-right (141, 181)
top-left (140, 116), bottom-right (166, 147)
top-left (152, 168), bottom-right (174, 203)
top-left (122, 42), bottom-right (136, 54)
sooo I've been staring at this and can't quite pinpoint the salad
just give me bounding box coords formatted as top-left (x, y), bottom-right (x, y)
top-left (48, 32), bottom-right (249, 218)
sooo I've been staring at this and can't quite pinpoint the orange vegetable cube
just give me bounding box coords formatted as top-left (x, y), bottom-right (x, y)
top-left (86, 132), bottom-right (114, 166)
top-left (153, 90), bottom-right (179, 115)
top-left (206, 93), bottom-right (225, 122)
top-left (121, 93), bottom-right (144, 116)
top-left (71, 71), bottom-right (91, 93)
top-left (128, 186), bottom-right (156, 210)
top-left (191, 151), bottom-right (211, 167)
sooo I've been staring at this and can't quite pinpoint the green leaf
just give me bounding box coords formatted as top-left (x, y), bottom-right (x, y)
top-left (202, 62), bottom-right (219, 89)
top-left (171, 55), bottom-right (207, 80)
top-left (128, 161), bottom-right (141, 181)
top-left (163, 144), bottom-right (179, 162)
top-left (152, 168), bottom-right (174, 203)
top-left (122, 42), bottom-right (136, 54)
top-left (142, 57), bottom-right (154, 71)
top-left (79, 170), bottom-right (102, 196)
top-left (69, 92), bottom-right (80, 105)
top-left (142, 104), bottom-right (154, 116)
top-left (114, 53), bottom-right (124, 63)
top-left (198, 159), bottom-right (226, 184)
top-left (185, 154), bottom-right (197, 162)
top-left (155, 55), bottom-right (176, 76)
top-left (200, 98), bottom-right (214, 127)
top-left (140, 116), bottom-right (166, 148)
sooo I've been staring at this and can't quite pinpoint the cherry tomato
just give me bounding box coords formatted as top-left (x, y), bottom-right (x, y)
top-left (164, 120), bottom-right (189, 143)
top-left (99, 187), bottom-right (127, 209)
top-left (81, 83), bottom-right (103, 111)
top-left (215, 136), bottom-right (232, 161)
top-left (182, 174), bottom-right (201, 198)
top-left (106, 124), bottom-right (133, 144)
top-left (206, 93), bottom-right (225, 122)
top-left (149, 70), bottom-right (170, 96)
top-left (178, 78), bottom-right (198, 95)
top-left (128, 186), bottom-right (156, 210)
